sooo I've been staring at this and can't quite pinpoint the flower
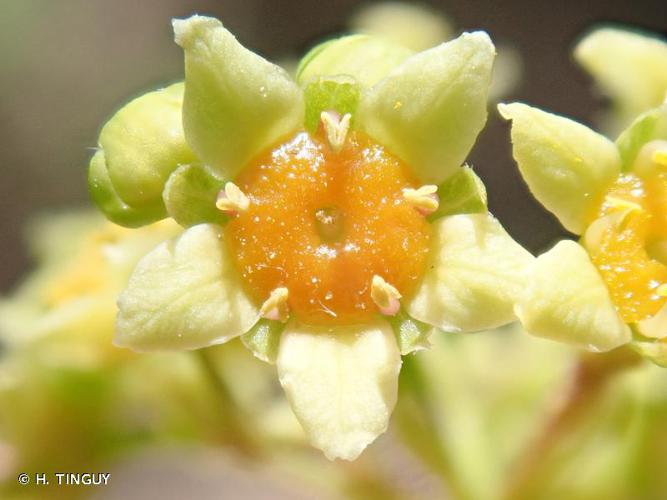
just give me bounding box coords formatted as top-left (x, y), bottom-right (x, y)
top-left (89, 15), bottom-right (532, 460)
top-left (0, 211), bottom-right (301, 480)
top-left (574, 26), bottom-right (667, 134)
top-left (0, 212), bottom-right (180, 369)
top-left (499, 100), bottom-right (667, 363)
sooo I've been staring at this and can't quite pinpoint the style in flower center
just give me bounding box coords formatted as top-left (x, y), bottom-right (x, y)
top-left (224, 113), bottom-right (433, 325)
top-left (587, 140), bottom-right (667, 323)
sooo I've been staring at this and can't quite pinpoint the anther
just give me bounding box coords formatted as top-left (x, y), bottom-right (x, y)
top-left (403, 185), bottom-right (439, 215)
top-left (605, 196), bottom-right (644, 229)
top-left (634, 140), bottom-right (667, 176)
top-left (321, 111), bottom-right (351, 153)
top-left (259, 287), bottom-right (290, 323)
top-left (370, 275), bottom-right (401, 316)
top-left (216, 182), bottom-right (250, 215)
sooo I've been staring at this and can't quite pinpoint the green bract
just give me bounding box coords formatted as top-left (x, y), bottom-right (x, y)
top-left (162, 163), bottom-right (226, 227)
top-left (88, 14), bottom-right (531, 460)
top-left (616, 103), bottom-right (667, 170)
top-left (430, 165), bottom-right (488, 219)
top-left (302, 76), bottom-right (361, 131)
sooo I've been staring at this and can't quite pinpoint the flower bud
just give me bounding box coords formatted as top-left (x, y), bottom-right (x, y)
top-left (296, 35), bottom-right (413, 88)
top-left (89, 83), bottom-right (197, 227)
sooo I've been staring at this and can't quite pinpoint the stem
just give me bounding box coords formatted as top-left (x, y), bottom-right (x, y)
top-left (502, 346), bottom-right (643, 500)
top-left (196, 347), bottom-right (260, 458)
top-left (394, 355), bottom-right (472, 500)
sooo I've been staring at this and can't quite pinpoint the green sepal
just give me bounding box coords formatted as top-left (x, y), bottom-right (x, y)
top-left (631, 325), bottom-right (667, 367)
top-left (240, 318), bottom-right (285, 364)
top-left (389, 309), bottom-right (432, 355)
top-left (296, 34), bottom-right (413, 88)
top-left (303, 76), bottom-right (361, 132)
top-left (616, 103), bottom-right (667, 170)
top-left (429, 165), bottom-right (487, 220)
top-left (88, 150), bottom-right (165, 227)
top-left (163, 164), bottom-right (227, 228)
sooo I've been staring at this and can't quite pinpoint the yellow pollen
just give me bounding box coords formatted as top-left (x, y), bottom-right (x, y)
top-left (225, 130), bottom-right (431, 326)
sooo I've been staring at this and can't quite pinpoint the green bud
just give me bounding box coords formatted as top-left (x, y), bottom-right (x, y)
top-left (430, 165), bottom-right (488, 220)
top-left (296, 35), bottom-right (413, 88)
top-left (303, 76), bottom-right (361, 131)
top-left (88, 150), bottom-right (165, 227)
top-left (92, 83), bottom-right (197, 227)
top-left (163, 164), bottom-right (226, 228)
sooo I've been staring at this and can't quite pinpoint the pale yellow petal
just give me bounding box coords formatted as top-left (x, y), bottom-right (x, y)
top-left (116, 224), bottom-right (259, 351)
top-left (277, 319), bottom-right (401, 460)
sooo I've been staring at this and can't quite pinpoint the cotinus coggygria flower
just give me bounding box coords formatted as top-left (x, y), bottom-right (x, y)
top-left (88, 15), bottom-right (532, 460)
top-left (500, 100), bottom-right (667, 365)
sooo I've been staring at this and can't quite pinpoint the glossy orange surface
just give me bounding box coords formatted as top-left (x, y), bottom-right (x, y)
top-left (588, 173), bottom-right (667, 323)
top-left (225, 130), bottom-right (431, 325)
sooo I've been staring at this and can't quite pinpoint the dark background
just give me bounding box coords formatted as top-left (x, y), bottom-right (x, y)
top-left (1, 0), bottom-right (665, 292)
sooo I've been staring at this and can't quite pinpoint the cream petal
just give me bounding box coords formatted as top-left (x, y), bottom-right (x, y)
top-left (406, 213), bottom-right (533, 332)
top-left (173, 16), bottom-right (304, 178)
top-left (277, 319), bottom-right (401, 461)
top-left (516, 240), bottom-right (631, 351)
top-left (357, 32), bottom-right (495, 184)
top-left (116, 224), bottom-right (258, 351)
top-left (498, 102), bottom-right (622, 234)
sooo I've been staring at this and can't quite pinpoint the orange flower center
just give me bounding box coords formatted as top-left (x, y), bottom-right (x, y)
top-left (225, 130), bottom-right (432, 325)
top-left (588, 169), bottom-right (667, 324)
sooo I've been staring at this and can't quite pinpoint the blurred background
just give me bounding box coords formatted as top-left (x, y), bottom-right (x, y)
top-left (1, 0), bottom-right (666, 292)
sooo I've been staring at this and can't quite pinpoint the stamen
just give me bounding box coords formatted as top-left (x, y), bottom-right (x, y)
top-left (634, 139), bottom-right (667, 176)
top-left (371, 275), bottom-right (401, 316)
top-left (605, 196), bottom-right (644, 230)
top-left (321, 111), bottom-right (351, 153)
top-left (402, 185), bottom-right (439, 215)
top-left (259, 287), bottom-right (290, 323)
top-left (216, 182), bottom-right (249, 215)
